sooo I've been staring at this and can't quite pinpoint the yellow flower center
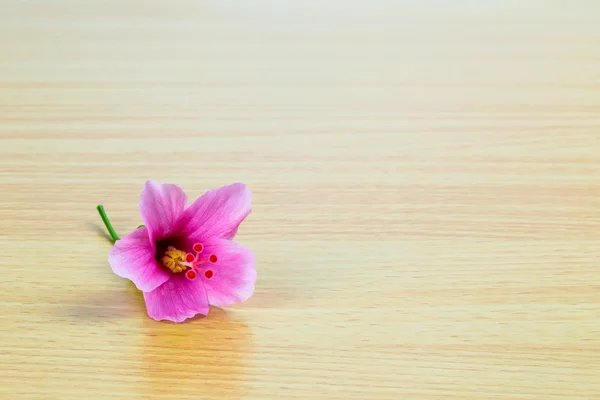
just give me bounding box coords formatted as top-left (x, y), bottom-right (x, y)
top-left (161, 246), bottom-right (188, 273)
top-left (157, 242), bottom-right (219, 281)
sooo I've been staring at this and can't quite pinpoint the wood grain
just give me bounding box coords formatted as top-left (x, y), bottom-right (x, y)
top-left (1, 1), bottom-right (600, 399)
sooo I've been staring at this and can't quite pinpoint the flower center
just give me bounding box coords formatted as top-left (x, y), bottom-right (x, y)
top-left (159, 243), bottom-right (217, 281)
top-left (161, 247), bottom-right (188, 273)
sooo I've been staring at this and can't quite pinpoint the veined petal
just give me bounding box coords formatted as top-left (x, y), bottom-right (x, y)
top-left (174, 183), bottom-right (251, 242)
top-left (143, 274), bottom-right (210, 322)
top-left (108, 227), bottom-right (170, 292)
top-left (199, 239), bottom-right (256, 307)
top-left (140, 180), bottom-right (188, 243)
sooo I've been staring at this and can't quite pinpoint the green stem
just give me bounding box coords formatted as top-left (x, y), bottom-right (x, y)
top-left (97, 205), bottom-right (120, 242)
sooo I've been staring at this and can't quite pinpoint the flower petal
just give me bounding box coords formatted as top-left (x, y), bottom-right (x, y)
top-left (108, 227), bottom-right (170, 292)
top-left (174, 183), bottom-right (251, 242)
top-left (140, 180), bottom-right (188, 243)
top-left (143, 274), bottom-right (210, 322)
top-left (200, 239), bottom-right (256, 307)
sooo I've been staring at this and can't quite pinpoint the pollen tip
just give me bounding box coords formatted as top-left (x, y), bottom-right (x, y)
top-left (185, 253), bottom-right (194, 263)
top-left (186, 270), bottom-right (197, 280)
top-left (204, 270), bottom-right (213, 279)
top-left (209, 254), bottom-right (218, 263)
top-left (193, 243), bottom-right (204, 253)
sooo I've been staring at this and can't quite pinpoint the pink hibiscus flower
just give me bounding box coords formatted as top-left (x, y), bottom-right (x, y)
top-left (98, 180), bottom-right (256, 322)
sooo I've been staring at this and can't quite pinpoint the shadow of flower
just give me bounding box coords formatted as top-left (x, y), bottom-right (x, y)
top-left (60, 280), bottom-right (147, 321)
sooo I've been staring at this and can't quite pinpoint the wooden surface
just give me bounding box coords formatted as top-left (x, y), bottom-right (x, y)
top-left (1, 2), bottom-right (600, 399)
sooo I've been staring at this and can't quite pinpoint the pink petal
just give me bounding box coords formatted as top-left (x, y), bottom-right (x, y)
top-left (199, 239), bottom-right (256, 307)
top-left (174, 183), bottom-right (251, 242)
top-left (143, 274), bottom-right (210, 322)
top-left (108, 227), bottom-right (170, 292)
top-left (140, 180), bottom-right (188, 243)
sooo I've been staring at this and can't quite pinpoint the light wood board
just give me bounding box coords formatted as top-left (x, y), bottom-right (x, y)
top-left (1, 1), bottom-right (600, 399)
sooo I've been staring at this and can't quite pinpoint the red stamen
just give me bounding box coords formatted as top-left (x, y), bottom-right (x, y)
top-left (204, 270), bottom-right (213, 279)
top-left (209, 254), bottom-right (218, 263)
top-left (185, 253), bottom-right (195, 263)
top-left (193, 243), bottom-right (204, 253)
top-left (186, 270), bottom-right (197, 280)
